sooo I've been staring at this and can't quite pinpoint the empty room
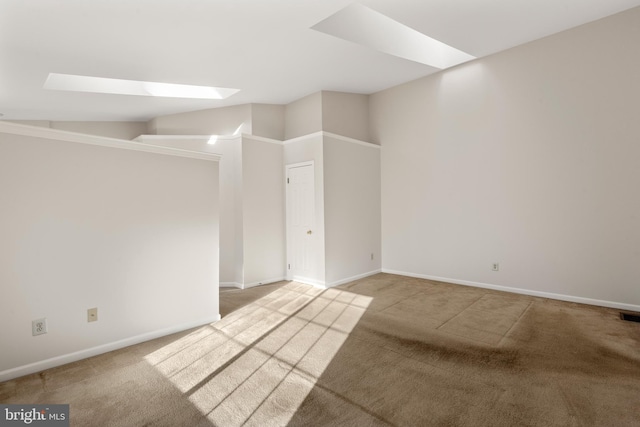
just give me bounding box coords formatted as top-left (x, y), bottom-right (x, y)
top-left (1, 1), bottom-right (639, 426)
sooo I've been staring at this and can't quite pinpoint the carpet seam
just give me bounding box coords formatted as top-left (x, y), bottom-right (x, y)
top-left (497, 301), bottom-right (535, 347)
top-left (435, 293), bottom-right (487, 331)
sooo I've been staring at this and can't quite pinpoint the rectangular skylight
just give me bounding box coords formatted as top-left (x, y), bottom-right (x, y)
top-left (44, 73), bottom-right (240, 100)
top-left (312, 3), bottom-right (475, 69)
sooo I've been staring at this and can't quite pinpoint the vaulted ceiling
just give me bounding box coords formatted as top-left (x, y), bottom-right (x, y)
top-left (1, 0), bottom-right (639, 121)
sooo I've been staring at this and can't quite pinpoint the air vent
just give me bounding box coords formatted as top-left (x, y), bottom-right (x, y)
top-left (620, 312), bottom-right (640, 323)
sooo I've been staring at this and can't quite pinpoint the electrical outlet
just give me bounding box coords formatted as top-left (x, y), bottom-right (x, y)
top-left (87, 307), bottom-right (98, 322)
top-left (492, 263), bottom-right (500, 271)
top-left (32, 318), bottom-right (47, 336)
top-left (371, 253), bottom-right (374, 260)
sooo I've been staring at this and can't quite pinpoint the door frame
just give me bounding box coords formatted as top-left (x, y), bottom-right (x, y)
top-left (285, 161), bottom-right (315, 281)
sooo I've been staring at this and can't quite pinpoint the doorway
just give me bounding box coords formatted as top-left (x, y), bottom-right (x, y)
top-left (285, 161), bottom-right (316, 282)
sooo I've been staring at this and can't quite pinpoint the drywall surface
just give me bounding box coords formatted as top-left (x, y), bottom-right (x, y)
top-left (284, 134), bottom-right (326, 285)
top-left (134, 134), bottom-right (286, 288)
top-left (149, 104), bottom-right (252, 136)
top-left (322, 91), bottom-right (371, 142)
top-left (135, 135), bottom-right (240, 285)
top-left (284, 92), bottom-right (322, 140)
top-left (251, 104), bottom-right (285, 140)
top-left (7, 120), bottom-right (52, 128)
top-left (323, 135), bottom-right (381, 285)
top-left (0, 131), bottom-right (219, 376)
top-left (241, 137), bottom-right (285, 286)
top-left (370, 8), bottom-right (640, 308)
top-left (216, 139), bottom-right (241, 285)
top-left (233, 139), bottom-right (245, 286)
top-left (9, 121), bottom-right (148, 140)
top-left (51, 121), bottom-right (148, 140)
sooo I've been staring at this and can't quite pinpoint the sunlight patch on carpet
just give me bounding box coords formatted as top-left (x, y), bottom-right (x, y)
top-left (144, 282), bottom-right (372, 425)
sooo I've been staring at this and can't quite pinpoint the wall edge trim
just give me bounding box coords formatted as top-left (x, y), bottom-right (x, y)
top-left (283, 131), bottom-right (380, 148)
top-left (241, 133), bottom-right (284, 145)
top-left (381, 269), bottom-right (640, 312)
top-left (0, 121), bottom-right (221, 161)
top-left (0, 315), bottom-right (220, 383)
top-left (321, 131), bottom-right (381, 149)
top-left (220, 282), bottom-right (243, 289)
top-left (290, 275), bottom-right (326, 289)
top-left (135, 134), bottom-right (233, 142)
top-left (325, 269), bottom-right (382, 288)
top-left (243, 277), bottom-right (287, 289)
top-left (283, 131), bottom-right (324, 145)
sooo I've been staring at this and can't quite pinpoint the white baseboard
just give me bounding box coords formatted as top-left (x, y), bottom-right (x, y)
top-left (220, 282), bottom-right (242, 289)
top-left (325, 269), bottom-right (382, 288)
top-left (290, 275), bottom-right (326, 289)
top-left (382, 269), bottom-right (640, 312)
top-left (0, 314), bottom-right (221, 383)
top-left (289, 270), bottom-right (382, 290)
top-left (243, 277), bottom-right (287, 289)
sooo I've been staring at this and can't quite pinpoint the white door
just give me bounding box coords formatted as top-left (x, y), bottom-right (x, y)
top-left (286, 162), bottom-right (315, 281)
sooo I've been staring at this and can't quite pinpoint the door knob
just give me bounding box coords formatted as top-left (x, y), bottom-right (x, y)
top-left (307, 230), bottom-right (313, 235)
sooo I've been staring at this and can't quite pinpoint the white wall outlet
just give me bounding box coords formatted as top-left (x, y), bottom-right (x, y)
top-left (32, 318), bottom-right (47, 336)
top-left (492, 263), bottom-right (500, 271)
top-left (87, 307), bottom-right (98, 322)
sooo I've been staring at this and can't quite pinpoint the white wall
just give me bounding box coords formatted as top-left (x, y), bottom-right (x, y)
top-left (6, 120), bottom-right (52, 128)
top-left (251, 104), bottom-right (285, 141)
top-left (370, 7), bottom-right (640, 309)
top-left (135, 134), bottom-right (286, 288)
top-left (216, 139), bottom-right (240, 284)
top-left (241, 137), bottom-right (286, 286)
top-left (284, 92), bottom-right (323, 140)
top-left (322, 91), bottom-right (371, 143)
top-left (233, 139), bottom-right (245, 286)
top-left (0, 128), bottom-right (220, 380)
top-left (148, 104), bottom-right (252, 135)
top-left (284, 134), bottom-right (326, 285)
top-left (9, 121), bottom-right (148, 140)
top-left (323, 135), bottom-right (381, 285)
top-left (50, 121), bottom-right (148, 140)
top-left (134, 135), bottom-right (240, 285)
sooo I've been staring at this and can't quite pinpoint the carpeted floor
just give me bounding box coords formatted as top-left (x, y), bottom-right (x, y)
top-left (1, 273), bottom-right (639, 426)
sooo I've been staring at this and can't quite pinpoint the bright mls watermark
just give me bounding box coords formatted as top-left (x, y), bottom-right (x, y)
top-left (0, 405), bottom-right (69, 426)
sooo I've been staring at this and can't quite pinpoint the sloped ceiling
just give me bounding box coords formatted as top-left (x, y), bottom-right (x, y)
top-left (1, 0), bottom-right (639, 121)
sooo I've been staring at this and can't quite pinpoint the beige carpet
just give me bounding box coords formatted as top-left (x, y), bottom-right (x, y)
top-left (1, 273), bottom-right (639, 426)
